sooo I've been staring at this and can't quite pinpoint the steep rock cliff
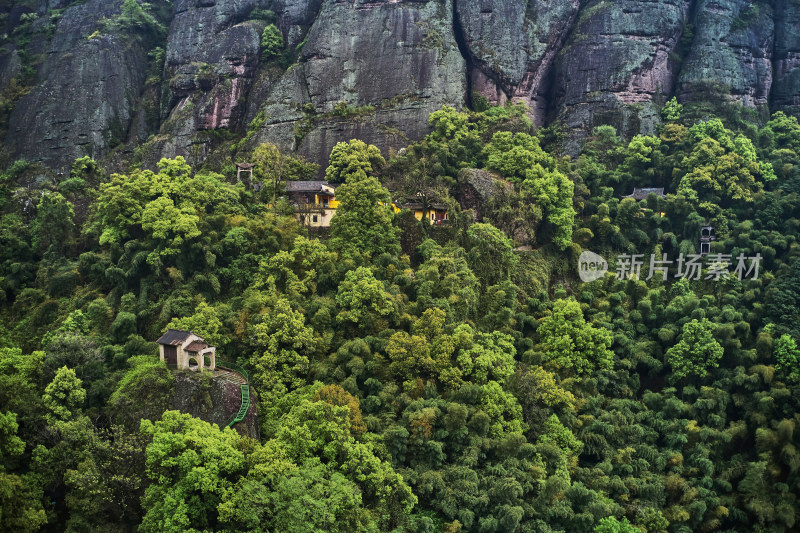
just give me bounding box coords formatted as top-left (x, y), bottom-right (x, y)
top-left (141, 0), bottom-right (264, 167)
top-left (169, 371), bottom-right (260, 440)
top-left (677, 0), bottom-right (773, 110)
top-left (247, 0), bottom-right (467, 170)
top-left (772, 0), bottom-right (800, 114)
top-left (6, 0), bottom-right (148, 169)
top-left (551, 0), bottom-right (691, 151)
top-left (454, 0), bottom-right (580, 123)
top-left (4, 0), bottom-right (800, 169)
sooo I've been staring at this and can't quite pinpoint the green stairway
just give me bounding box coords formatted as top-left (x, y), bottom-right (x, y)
top-left (216, 361), bottom-right (250, 428)
top-left (228, 384), bottom-right (250, 427)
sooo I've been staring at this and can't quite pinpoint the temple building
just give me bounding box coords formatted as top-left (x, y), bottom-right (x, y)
top-left (156, 329), bottom-right (216, 371)
top-left (285, 181), bottom-right (339, 228)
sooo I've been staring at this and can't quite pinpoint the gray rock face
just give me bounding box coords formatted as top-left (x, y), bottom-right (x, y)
top-left (771, 0), bottom-right (800, 114)
top-left (169, 371), bottom-right (260, 440)
top-left (275, 0), bottom-right (325, 48)
top-left (552, 0), bottom-right (691, 151)
top-left (143, 0), bottom-right (263, 167)
top-left (6, 0), bottom-right (148, 170)
top-left (249, 0), bottom-right (467, 170)
top-left (6, 0), bottom-right (800, 169)
top-left (455, 0), bottom-right (579, 123)
top-left (678, 0), bottom-right (773, 109)
top-left (457, 168), bottom-right (513, 221)
top-left (0, 48), bottom-right (20, 91)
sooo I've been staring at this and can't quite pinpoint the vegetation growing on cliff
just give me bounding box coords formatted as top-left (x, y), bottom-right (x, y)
top-left (0, 101), bottom-right (799, 533)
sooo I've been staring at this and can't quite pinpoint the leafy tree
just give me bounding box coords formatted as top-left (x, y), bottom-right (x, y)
top-left (166, 301), bottom-right (227, 348)
top-left (271, 399), bottom-right (416, 527)
top-left (31, 192), bottom-right (74, 255)
top-left (335, 266), bottom-right (396, 330)
top-left (250, 298), bottom-right (316, 394)
top-left (386, 147), bottom-right (450, 223)
top-left (63, 426), bottom-right (149, 531)
top-left (42, 333), bottom-right (103, 384)
top-left (258, 236), bottom-right (336, 297)
top-left (454, 326), bottom-right (516, 386)
top-left (108, 356), bottom-right (175, 429)
top-left (618, 134), bottom-right (662, 187)
top-left (521, 166), bottom-right (575, 249)
top-left (329, 143), bottom-right (399, 258)
top-left (773, 334), bottom-right (800, 383)
top-left (661, 97), bottom-right (683, 121)
top-left (313, 384), bottom-right (367, 434)
top-left (42, 366), bottom-right (86, 423)
top-left (0, 411), bottom-right (46, 532)
top-left (0, 348), bottom-right (44, 424)
top-left (480, 380), bottom-right (526, 437)
top-left (594, 516), bottom-right (639, 533)
top-left (484, 131), bottom-right (554, 183)
top-left (536, 298), bottom-right (614, 375)
top-left (91, 156), bottom-right (242, 248)
top-left (665, 318), bottom-right (723, 379)
top-left (677, 119), bottom-right (765, 206)
top-left (140, 196), bottom-right (201, 260)
top-left (139, 411), bottom-right (248, 533)
top-left (466, 223), bottom-right (517, 287)
top-left (264, 463), bottom-right (373, 532)
top-left (105, 0), bottom-right (166, 41)
top-left (261, 24), bottom-right (284, 60)
top-left (415, 240), bottom-right (480, 322)
top-left (251, 142), bottom-right (318, 208)
top-left (325, 139), bottom-right (386, 184)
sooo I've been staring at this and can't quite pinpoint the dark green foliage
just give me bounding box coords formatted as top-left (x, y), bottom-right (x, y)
top-left (0, 103), bottom-right (799, 533)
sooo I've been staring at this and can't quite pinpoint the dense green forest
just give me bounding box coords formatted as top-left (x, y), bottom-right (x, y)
top-left (1, 99), bottom-right (800, 533)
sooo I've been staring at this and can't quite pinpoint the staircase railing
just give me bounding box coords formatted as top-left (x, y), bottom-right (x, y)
top-left (216, 360), bottom-right (249, 383)
top-left (216, 360), bottom-right (250, 428)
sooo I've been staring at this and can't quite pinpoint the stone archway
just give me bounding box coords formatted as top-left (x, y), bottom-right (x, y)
top-left (187, 354), bottom-right (203, 370)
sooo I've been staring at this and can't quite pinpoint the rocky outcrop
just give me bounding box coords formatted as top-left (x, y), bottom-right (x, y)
top-left (772, 0), bottom-right (800, 114)
top-left (551, 0), bottom-right (692, 152)
top-left (275, 0), bottom-right (325, 48)
top-left (677, 0), bottom-right (774, 110)
top-left (5, 0), bottom-right (800, 169)
top-left (457, 168), bottom-right (513, 221)
top-left (169, 371), bottom-right (260, 440)
top-left (454, 0), bottom-right (580, 124)
top-left (6, 0), bottom-right (149, 170)
top-left (247, 0), bottom-right (467, 170)
top-left (141, 0), bottom-right (265, 167)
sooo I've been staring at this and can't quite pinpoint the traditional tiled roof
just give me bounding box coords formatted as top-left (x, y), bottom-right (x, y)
top-left (235, 162), bottom-right (255, 169)
top-left (624, 187), bottom-right (666, 200)
top-left (184, 341), bottom-right (208, 352)
top-left (285, 181), bottom-right (332, 193)
top-left (400, 202), bottom-right (448, 211)
top-left (156, 329), bottom-right (195, 345)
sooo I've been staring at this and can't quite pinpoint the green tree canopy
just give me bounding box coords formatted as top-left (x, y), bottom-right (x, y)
top-left (536, 298), bottom-right (614, 375)
top-left (42, 366), bottom-right (86, 423)
top-left (665, 318), bottom-right (723, 379)
top-left (139, 411), bottom-right (248, 533)
top-left (329, 152), bottom-right (399, 257)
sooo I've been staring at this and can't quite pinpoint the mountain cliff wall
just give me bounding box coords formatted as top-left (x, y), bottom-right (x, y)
top-left (2, 0), bottom-right (799, 170)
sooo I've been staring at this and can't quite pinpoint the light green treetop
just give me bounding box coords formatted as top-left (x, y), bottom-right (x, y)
top-left (537, 298), bottom-right (614, 375)
top-left (665, 318), bottom-right (723, 379)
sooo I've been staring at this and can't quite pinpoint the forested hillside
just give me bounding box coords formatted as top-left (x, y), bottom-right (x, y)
top-left (0, 95), bottom-right (799, 532)
top-left (2, 1), bottom-right (800, 532)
